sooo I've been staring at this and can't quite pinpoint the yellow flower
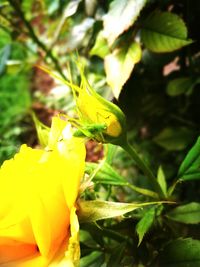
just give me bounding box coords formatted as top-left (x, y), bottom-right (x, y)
top-left (0, 117), bottom-right (86, 267)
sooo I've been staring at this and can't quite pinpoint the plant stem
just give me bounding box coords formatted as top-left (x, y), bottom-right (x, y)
top-left (8, 0), bottom-right (66, 80)
top-left (121, 141), bottom-right (164, 197)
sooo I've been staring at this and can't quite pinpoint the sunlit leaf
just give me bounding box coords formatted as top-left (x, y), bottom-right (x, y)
top-left (105, 42), bottom-right (142, 98)
top-left (166, 203), bottom-right (200, 224)
top-left (90, 31), bottom-right (110, 59)
top-left (103, 0), bottom-right (147, 45)
top-left (141, 11), bottom-right (193, 52)
top-left (78, 200), bottom-right (165, 223)
top-left (136, 207), bottom-right (156, 245)
top-left (158, 238), bottom-right (200, 266)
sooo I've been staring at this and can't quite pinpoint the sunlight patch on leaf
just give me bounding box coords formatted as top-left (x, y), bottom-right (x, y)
top-left (103, 0), bottom-right (147, 45)
top-left (105, 42), bottom-right (142, 98)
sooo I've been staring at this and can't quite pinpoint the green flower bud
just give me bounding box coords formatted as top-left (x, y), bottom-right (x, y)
top-left (74, 75), bottom-right (127, 145)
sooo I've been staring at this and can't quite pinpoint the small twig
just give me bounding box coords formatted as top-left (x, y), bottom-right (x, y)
top-left (8, 0), bottom-right (66, 79)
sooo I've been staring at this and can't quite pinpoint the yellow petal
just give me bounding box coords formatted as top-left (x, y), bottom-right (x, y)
top-left (0, 238), bottom-right (37, 264)
top-left (49, 207), bottom-right (80, 267)
top-left (0, 145), bottom-right (43, 244)
top-left (27, 151), bottom-right (71, 258)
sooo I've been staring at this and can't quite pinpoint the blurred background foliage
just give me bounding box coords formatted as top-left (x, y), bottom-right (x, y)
top-left (1, 0), bottom-right (200, 266)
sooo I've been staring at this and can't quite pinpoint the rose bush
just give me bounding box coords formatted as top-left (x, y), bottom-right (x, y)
top-left (0, 117), bottom-right (86, 267)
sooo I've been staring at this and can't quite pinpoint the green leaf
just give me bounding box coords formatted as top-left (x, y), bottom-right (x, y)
top-left (167, 77), bottom-right (198, 96)
top-left (90, 31), bottom-right (110, 58)
top-left (178, 137), bottom-right (200, 179)
top-left (78, 200), bottom-right (162, 223)
top-left (85, 161), bottom-right (127, 186)
top-left (153, 127), bottom-right (194, 151)
top-left (158, 238), bottom-right (200, 267)
top-left (86, 161), bottom-right (158, 198)
top-left (141, 11), bottom-right (193, 53)
top-left (157, 166), bottom-right (167, 197)
top-left (105, 42), bottom-right (142, 98)
top-left (103, 0), bottom-right (147, 45)
top-left (80, 251), bottom-right (105, 267)
top-left (166, 203), bottom-right (200, 224)
top-left (180, 172), bottom-right (200, 181)
top-left (136, 207), bottom-right (156, 245)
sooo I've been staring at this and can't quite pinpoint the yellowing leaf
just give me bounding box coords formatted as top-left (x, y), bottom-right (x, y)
top-left (78, 200), bottom-right (166, 223)
top-left (105, 42), bottom-right (142, 98)
top-left (103, 0), bottom-right (147, 45)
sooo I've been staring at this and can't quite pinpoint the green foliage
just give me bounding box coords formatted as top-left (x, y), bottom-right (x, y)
top-left (1, 0), bottom-right (200, 266)
top-left (80, 251), bottom-right (105, 267)
top-left (166, 203), bottom-right (200, 224)
top-left (178, 137), bottom-right (200, 180)
top-left (157, 166), bottom-right (167, 197)
top-left (86, 161), bottom-right (127, 186)
top-left (136, 206), bottom-right (156, 245)
top-left (141, 11), bottom-right (193, 52)
top-left (166, 77), bottom-right (199, 96)
top-left (0, 72), bottom-right (31, 164)
top-left (158, 238), bottom-right (200, 267)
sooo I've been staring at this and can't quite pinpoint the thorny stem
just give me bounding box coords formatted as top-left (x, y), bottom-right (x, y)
top-left (8, 0), bottom-right (66, 80)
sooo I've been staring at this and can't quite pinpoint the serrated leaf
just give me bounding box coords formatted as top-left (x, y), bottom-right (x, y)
top-left (136, 207), bottom-right (156, 245)
top-left (105, 42), bottom-right (142, 98)
top-left (178, 137), bottom-right (200, 179)
top-left (103, 0), bottom-right (147, 45)
top-left (166, 77), bottom-right (198, 96)
top-left (141, 11), bottom-right (193, 53)
top-left (157, 166), bottom-right (167, 197)
top-left (90, 31), bottom-right (110, 58)
top-left (153, 127), bottom-right (194, 151)
top-left (158, 238), bottom-right (200, 267)
top-left (166, 203), bottom-right (200, 224)
top-left (78, 200), bottom-right (163, 223)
